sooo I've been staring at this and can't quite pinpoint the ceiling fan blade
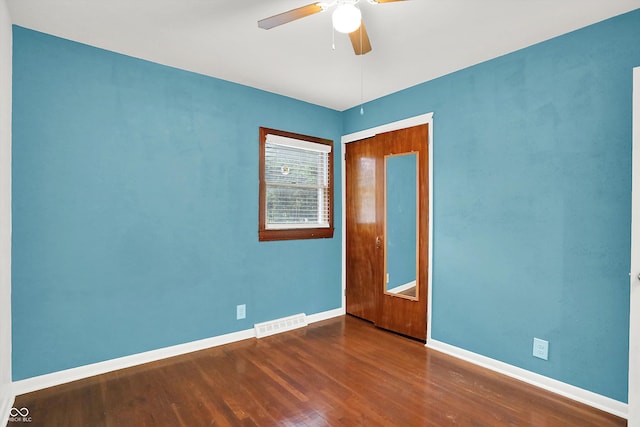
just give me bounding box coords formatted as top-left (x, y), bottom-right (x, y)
top-left (349, 20), bottom-right (372, 55)
top-left (258, 3), bottom-right (324, 30)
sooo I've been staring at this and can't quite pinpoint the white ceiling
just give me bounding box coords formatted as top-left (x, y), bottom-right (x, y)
top-left (6, 1), bottom-right (640, 111)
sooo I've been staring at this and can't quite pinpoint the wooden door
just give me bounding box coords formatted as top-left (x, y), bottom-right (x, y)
top-left (375, 125), bottom-right (428, 340)
top-left (345, 124), bottom-right (429, 340)
top-left (345, 137), bottom-right (383, 322)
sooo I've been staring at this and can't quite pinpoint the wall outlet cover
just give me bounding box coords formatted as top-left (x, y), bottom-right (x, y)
top-left (236, 304), bottom-right (246, 320)
top-left (533, 337), bottom-right (549, 360)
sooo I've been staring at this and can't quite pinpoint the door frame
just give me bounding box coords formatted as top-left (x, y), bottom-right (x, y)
top-left (341, 112), bottom-right (434, 340)
top-left (629, 65), bottom-right (639, 426)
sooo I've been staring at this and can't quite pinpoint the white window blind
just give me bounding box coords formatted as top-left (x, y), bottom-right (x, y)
top-left (265, 134), bottom-right (332, 229)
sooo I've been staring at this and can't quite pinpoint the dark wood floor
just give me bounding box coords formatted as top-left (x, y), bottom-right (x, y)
top-left (14, 315), bottom-right (626, 426)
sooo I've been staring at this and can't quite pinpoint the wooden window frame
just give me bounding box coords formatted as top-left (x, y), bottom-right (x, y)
top-left (259, 127), bottom-right (334, 242)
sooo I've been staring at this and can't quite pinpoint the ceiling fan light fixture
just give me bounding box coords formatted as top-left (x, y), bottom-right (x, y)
top-left (332, 4), bottom-right (362, 34)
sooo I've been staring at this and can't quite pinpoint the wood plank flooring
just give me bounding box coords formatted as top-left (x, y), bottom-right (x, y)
top-left (13, 315), bottom-right (626, 426)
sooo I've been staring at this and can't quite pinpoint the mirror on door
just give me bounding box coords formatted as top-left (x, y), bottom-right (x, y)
top-left (384, 152), bottom-right (419, 300)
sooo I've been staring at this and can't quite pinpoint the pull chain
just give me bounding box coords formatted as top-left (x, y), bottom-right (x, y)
top-left (332, 25), bottom-right (336, 50)
top-left (360, 24), bottom-right (364, 115)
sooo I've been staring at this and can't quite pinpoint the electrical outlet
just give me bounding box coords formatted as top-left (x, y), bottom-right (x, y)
top-left (236, 304), bottom-right (246, 320)
top-left (533, 338), bottom-right (549, 360)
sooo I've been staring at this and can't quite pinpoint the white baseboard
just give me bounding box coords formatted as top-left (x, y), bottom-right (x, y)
top-left (307, 307), bottom-right (345, 324)
top-left (427, 338), bottom-right (628, 419)
top-left (12, 328), bottom-right (254, 396)
top-left (12, 307), bottom-right (344, 397)
top-left (0, 390), bottom-right (14, 427)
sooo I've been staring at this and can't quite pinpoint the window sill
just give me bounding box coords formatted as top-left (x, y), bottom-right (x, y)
top-left (259, 227), bottom-right (335, 242)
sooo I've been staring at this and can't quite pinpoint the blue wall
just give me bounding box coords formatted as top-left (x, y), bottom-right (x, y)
top-left (11, 26), bottom-right (342, 380)
top-left (344, 10), bottom-right (640, 402)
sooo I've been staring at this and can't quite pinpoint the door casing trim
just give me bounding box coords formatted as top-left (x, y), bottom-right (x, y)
top-left (628, 65), bottom-right (640, 425)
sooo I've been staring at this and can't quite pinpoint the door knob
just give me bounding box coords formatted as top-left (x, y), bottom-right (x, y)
top-left (376, 236), bottom-right (381, 249)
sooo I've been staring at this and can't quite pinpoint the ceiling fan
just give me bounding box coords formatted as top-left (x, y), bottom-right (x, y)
top-left (258, 0), bottom-right (406, 56)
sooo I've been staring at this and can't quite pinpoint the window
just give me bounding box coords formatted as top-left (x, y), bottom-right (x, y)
top-left (259, 127), bottom-right (334, 241)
